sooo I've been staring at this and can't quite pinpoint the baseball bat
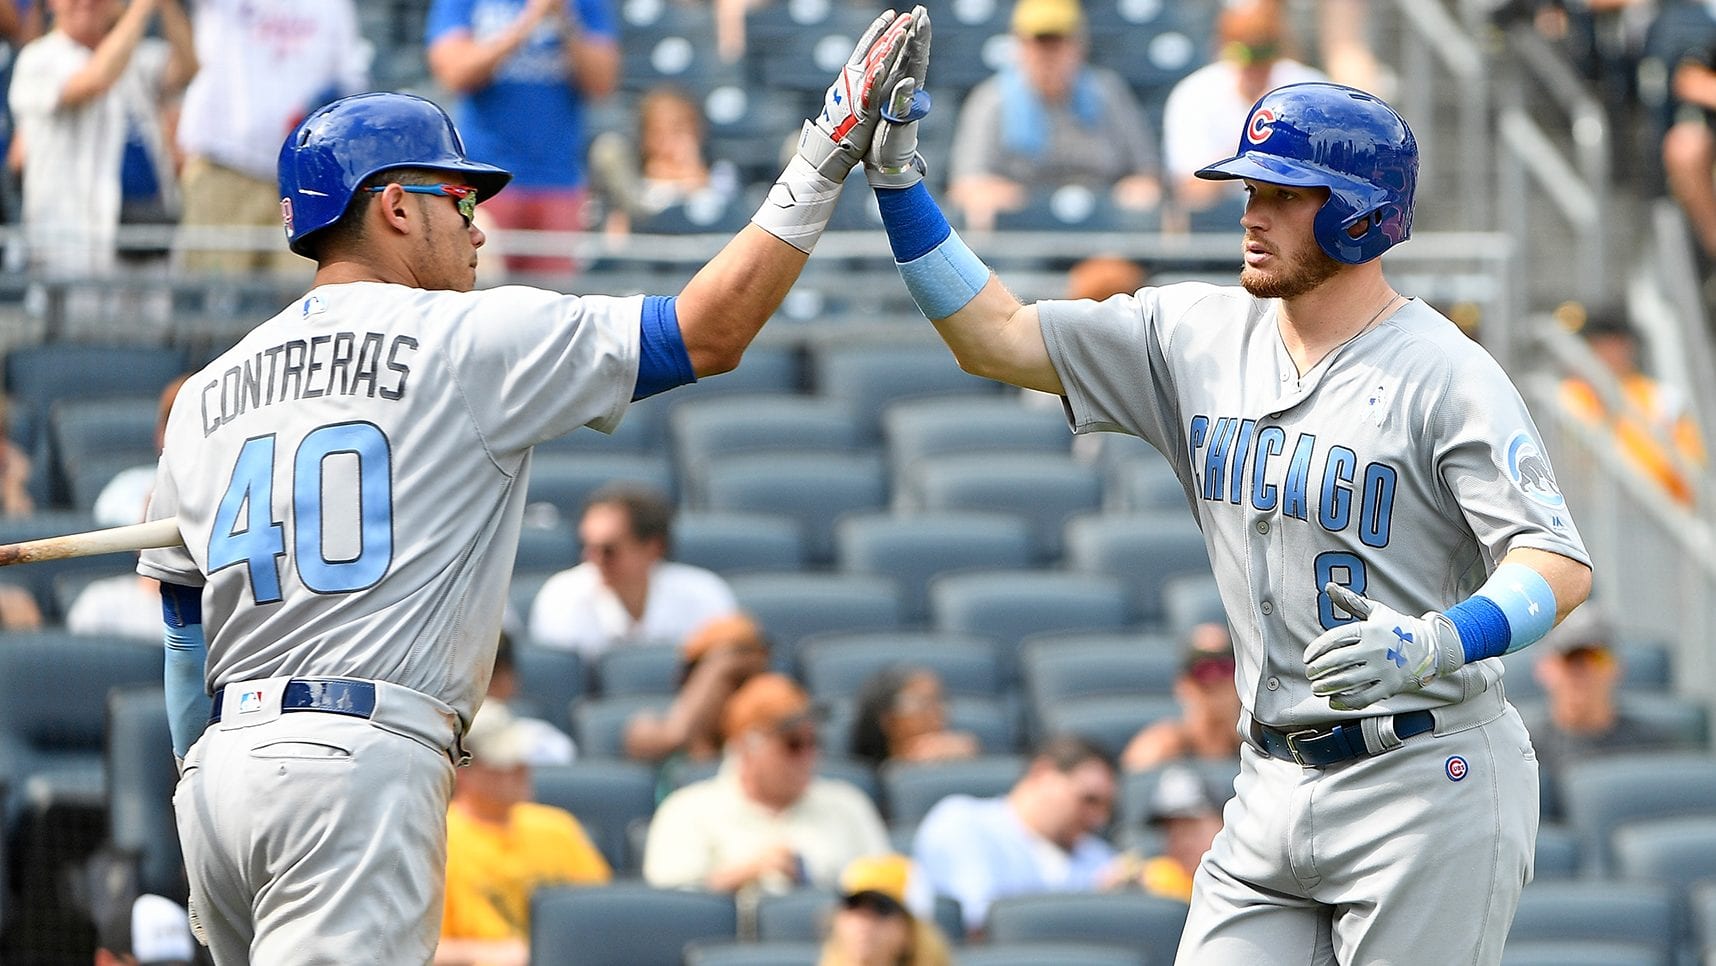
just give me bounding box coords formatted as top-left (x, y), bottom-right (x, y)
top-left (0, 517), bottom-right (184, 567)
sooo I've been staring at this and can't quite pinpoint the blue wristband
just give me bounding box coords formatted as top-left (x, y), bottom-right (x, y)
top-left (633, 295), bottom-right (696, 401)
top-left (160, 582), bottom-right (210, 758)
top-left (1444, 562), bottom-right (1558, 662)
top-left (875, 184), bottom-right (990, 320)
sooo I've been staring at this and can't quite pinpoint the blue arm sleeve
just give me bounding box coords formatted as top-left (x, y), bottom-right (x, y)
top-left (161, 582), bottom-right (210, 760)
top-left (875, 184), bottom-right (992, 320)
top-left (633, 295), bottom-right (697, 401)
top-left (1443, 561), bottom-right (1559, 662)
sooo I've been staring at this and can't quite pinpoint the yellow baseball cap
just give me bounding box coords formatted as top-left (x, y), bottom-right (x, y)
top-left (839, 854), bottom-right (934, 919)
top-left (1011, 0), bottom-right (1084, 36)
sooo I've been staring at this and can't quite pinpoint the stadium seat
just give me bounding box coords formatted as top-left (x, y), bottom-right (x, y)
top-left (1117, 760), bottom-right (1241, 841)
top-left (535, 388), bottom-right (667, 455)
top-left (883, 396), bottom-right (1072, 481)
top-left (757, 10), bottom-right (887, 93)
top-left (49, 396), bottom-right (159, 508)
top-left (834, 511), bottom-right (1034, 622)
top-left (0, 512), bottom-right (142, 622)
top-left (1611, 815), bottom-right (1716, 894)
top-left (1561, 752), bottom-right (1716, 874)
top-left (929, 571), bottom-right (1130, 680)
top-left (1498, 639), bottom-right (1677, 703)
top-left (530, 761), bottom-right (659, 875)
top-left (595, 645), bottom-right (681, 697)
top-left (728, 572), bottom-right (904, 666)
top-left (66, 452), bottom-right (153, 516)
top-left (907, 454), bottom-right (1100, 561)
top-left (529, 883), bottom-right (736, 966)
top-left (1020, 634), bottom-right (1181, 727)
top-left (571, 695), bottom-right (671, 759)
top-left (0, 632), bottom-right (162, 826)
top-left (1036, 694), bottom-right (1181, 761)
top-left (3, 343), bottom-right (187, 456)
top-left (666, 343), bottom-right (804, 401)
top-left (671, 511), bottom-right (806, 575)
top-left (512, 517), bottom-right (579, 574)
top-left (882, 754), bottom-right (1026, 828)
top-left (1063, 511), bottom-right (1213, 627)
top-left (525, 451), bottom-right (675, 520)
top-left (798, 631), bottom-right (1002, 699)
top-left (700, 452), bottom-right (889, 564)
top-left (989, 188), bottom-right (1162, 233)
top-left (946, 694), bottom-right (1024, 755)
top-left (510, 643), bottom-right (585, 736)
top-left (756, 888), bottom-right (837, 942)
top-left (1506, 880), bottom-right (1676, 964)
top-left (670, 393), bottom-right (866, 479)
top-left (105, 686), bottom-right (185, 900)
top-left (1498, 941), bottom-right (1665, 966)
top-left (1160, 574), bottom-right (1229, 636)
top-left (1107, 450), bottom-right (1190, 514)
top-left (618, 18), bottom-right (743, 97)
top-left (683, 940), bottom-right (821, 966)
top-left (956, 943), bottom-right (1146, 966)
top-left (1692, 879), bottom-right (1716, 954)
top-left (984, 892), bottom-right (1190, 955)
top-left (1531, 822), bottom-right (1581, 880)
top-left (812, 341), bottom-right (998, 438)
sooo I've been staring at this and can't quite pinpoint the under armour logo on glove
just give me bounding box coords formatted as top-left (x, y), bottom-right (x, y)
top-left (1304, 585), bottom-right (1465, 711)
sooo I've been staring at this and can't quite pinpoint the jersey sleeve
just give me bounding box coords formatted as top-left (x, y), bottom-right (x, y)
top-left (446, 287), bottom-right (642, 456)
top-left (424, 0), bottom-right (475, 44)
top-left (1429, 354), bottom-right (1590, 569)
top-left (8, 40), bottom-right (78, 119)
top-left (1037, 286), bottom-right (1189, 460)
top-left (137, 452), bottom-right (204, 585)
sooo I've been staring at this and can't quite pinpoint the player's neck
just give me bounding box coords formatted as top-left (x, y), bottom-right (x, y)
top-left (1276, 270), bottom-right (1401, 377)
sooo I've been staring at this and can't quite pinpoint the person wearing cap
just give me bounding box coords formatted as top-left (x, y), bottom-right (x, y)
top-left (437, 702), bottom-right (611, 964)
top-left (1521, 604), bottom-right (1681, 820)
top-left (623, 612), bottom-right (770, 764)
top-left (1120, 623), bottom-right (1243, 772)
top-left (1557, 305), bottom-right (1705, 506)
top-left (643, 673), bottom-right (889, 895)
top-left (95, 893), bottom-right (199, 966)
top-left (820, 854), bottom-right (953, 966)
top-left (1161, 0), bottom-right (1324, 213)
top-left (528, 483), bottom-right (741, 658)
top-left (945, 0), bottom-right (1161, 231)
top-left (1127, 764), bottom-right (1227, 903)
top-left (911, 733), bottom-right (1120, 937)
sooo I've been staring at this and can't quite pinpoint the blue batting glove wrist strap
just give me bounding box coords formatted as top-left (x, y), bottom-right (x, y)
top-left (1444, 562), bottom-right (1558, 662)
top-left (876, 184), bottom-right (989, 319)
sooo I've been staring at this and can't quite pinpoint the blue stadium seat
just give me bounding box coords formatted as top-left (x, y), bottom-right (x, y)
top-left (1531, 822), bottom-right (1581, 880)
top-left (755, 888), bottom-right (837, 942)
top-left (946, 694), bottom-right (1024, 755)
top-left (684, 940), bottom-right (821, 966)
top-left (1498, 941), bottom-right (1663, 966)
top-left (671, 511), bottom-right (806, 575)
top-left (1611, 815), bottom-right (1716, 895)
top-left (1116, 759), bottom-right (1239, 843)
top-left (798, 631), bottom-right (1003, 699)
top-left (511, 643), bottom-right (585, 736)
top-left (1020, 635), bottom-right (1180, 729)
top-left (670, 393), bottom-right (866, 477)
top-left (728, 572), bottom-right (903, 666)
top-left (525, 451), bottom-right (675, 520)
top-left (1036, 694), bottom-right (1180, 761)
top-left (3, 342), bottom-right (186, 455)
top-left (596, 645), bottom-right (681, 697)
top-left (929, 571), bottom-right (1130, 678)
top-left (984, 892), bottom-right (1190, 954)
top-left (513, 517), bottom-right (579, 574)
top-left (571, 695), bottom-right (670, 760)
top-left (957, 943), bottom-right (1146, 966)
top-left (1560, 752), bottom-right (1716, 875)
top-left (529, 883), bottom-right (736, 966)
top-left (882, 754), bottom-right (1026, 827)
top-left (1506, 880), bottom-right (1676, 964)
top-left (534, 392), bottom-right (667, 455)
top-left (1160, 574), bottom-right (1229, 636)
top-left (530, 761), bottom-right (659, 874)
top-left (1063, 511), bottom-right (1213, 628)
top-left (49, 396), bottom-right (159, 508)
top-left (989, 188), bottom-right (1163, 233)
top-left (908, 455), bottom-right (1101, 562)
top-left (812, 341), bottom-right (998, 439)
top-left (700, 453), bottom-right (889, 564)
top-left (105, 686), bottom-right (185, 900)
top-left (883, 396), bottom-right (1072, 479)
top-left (834, 511), bottom-right (1034, 622)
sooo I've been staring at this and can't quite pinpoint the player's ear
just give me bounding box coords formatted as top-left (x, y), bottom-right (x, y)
top-left (374, 183), bottom-right (417, 236)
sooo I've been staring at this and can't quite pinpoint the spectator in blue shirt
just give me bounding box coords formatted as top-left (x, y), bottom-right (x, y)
top-left (911, 733), bottom-right (1121, 938)
top-left (426, 0), bottom-right (619, 278)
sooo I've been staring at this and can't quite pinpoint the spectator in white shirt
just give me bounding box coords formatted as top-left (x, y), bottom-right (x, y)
top-left (528, 482), bottom-right (736, 657)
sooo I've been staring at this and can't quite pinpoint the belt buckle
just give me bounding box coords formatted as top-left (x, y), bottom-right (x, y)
top-left (1283, 728), bottom-right (1321, 766)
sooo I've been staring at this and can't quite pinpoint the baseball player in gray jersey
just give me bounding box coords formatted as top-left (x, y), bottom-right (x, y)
top-left (136, 9), bottom-right (929, 961)
top-left (861, 80), bottom-right (1593, 964)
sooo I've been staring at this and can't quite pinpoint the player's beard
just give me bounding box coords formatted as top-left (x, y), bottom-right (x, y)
top-left (1240, 239), bottom-right (1343, 299)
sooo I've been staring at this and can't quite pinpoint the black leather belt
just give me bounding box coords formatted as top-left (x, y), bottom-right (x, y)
top-left (1251, 709), bottom-right (1435, 766)
top-left (209, 677), bottom-right (377, 725)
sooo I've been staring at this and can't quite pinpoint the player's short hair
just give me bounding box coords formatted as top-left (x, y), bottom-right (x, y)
top-left (585, 482), bottom-right (675, 550)
top-left (1030, 732), bottom-right (1115, 775)
top-left (305, 167), bottom-right (448, 261)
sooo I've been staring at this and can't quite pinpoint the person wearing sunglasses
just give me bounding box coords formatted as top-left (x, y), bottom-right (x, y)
top-left (643, 673), bottom-right (889, 896)
top-left (1523, 604), bottom-right (1680, 820)
top-left (141, 8), bottom-right (927, 960)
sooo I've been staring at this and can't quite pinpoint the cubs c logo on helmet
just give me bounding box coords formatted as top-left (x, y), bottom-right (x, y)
top-left (1246, 107), bottom-right (1276, 145)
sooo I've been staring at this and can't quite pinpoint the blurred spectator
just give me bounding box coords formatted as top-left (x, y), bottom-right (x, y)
top-left (946, 0), bottom-right (1161, 231)
top-left (848, 665), bottom-right (979, 767)
top-left (623, 612), bottom-right (769, 765)
top-left (912, 733), bottom-right (1120, 937)
top-left (426, 0), bottom-right (620, 278)
top-left (1120, 623), bottom-right (1242, 772)
top-left (0, 2), bottom-right (45, 223)
top-left (528, 483), bottom-right (738, 657)
top-left (8, 0), bottom-right (195, 274)
top-left (1557, 306), bottom-right (1705, 505)
top-left (174, 0), bottom-right (368, 274)
top-left (0, 393), bottom-right (33, 517)
top-left (1161, 0), bottom-right (1323, 213)
top-left (487, 631), bottom-right (577, 764)
top-left (95, 892), bottom-right (198, 966)
top-left (643, 673), bottom-right (890, 894)
top-left (437, 701), bottom-right (611, 965)
top-left (587, 85), bottom-right (741, 235)
top-left (819, 854), bottom-right (953, 966)
top-left (1126, 763), bottom-right (1225, 903)
top-left (1519, 604), bottom-right (1681, 819)
top-left (1664, 11), bottom-right (1716, 264)
top-left (1064, 253), bottom-right (1146, 301)
top-left (1314, 0), bottom-right (1385, 96)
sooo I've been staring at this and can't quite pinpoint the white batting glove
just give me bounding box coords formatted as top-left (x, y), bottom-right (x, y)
top-left (1303, 584), bottom-right (1466, 711)
top-left (864, 9), bottom-right (931, 190)
top-left (751, 7), bottom-right (923, 252)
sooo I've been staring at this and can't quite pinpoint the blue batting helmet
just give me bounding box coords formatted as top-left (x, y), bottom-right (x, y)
top-left (278, 92), bottom-right (512, 256)
top-left (1195, 82), bottom-right (1417, 264)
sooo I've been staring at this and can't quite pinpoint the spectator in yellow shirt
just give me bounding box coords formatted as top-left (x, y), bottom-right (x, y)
top-left (436, 702), bottom-right (611, 966)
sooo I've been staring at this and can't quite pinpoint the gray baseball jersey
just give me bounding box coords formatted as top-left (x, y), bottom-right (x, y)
top-left (1039, 284), bottom-right (1589, 726)
top-left (139, 281), bottom-right (642, 724)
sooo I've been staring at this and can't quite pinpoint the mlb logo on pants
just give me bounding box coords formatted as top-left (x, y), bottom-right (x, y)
top-left (238, 690), bottom-right (266, 714)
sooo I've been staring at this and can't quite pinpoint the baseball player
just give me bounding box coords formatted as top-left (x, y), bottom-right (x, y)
top-left (861, 81), bottom-right (1592, 964)
top-left (137, 9), bottom-right (929, 961)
